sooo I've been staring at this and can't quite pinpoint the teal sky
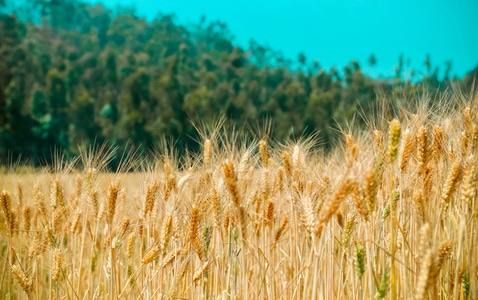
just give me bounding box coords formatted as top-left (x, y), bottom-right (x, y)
top-left (91, 0), bottom-right (478, 79)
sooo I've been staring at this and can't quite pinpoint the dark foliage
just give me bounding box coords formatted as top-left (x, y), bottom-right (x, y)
top-left (0, 0), bottom-right (475, 166)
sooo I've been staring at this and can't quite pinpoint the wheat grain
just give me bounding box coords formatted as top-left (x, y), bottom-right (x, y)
top-left (274, 216), bottom-right (289, 244)
top-left (160, 213), bottom-right (173, 253)
top-left (355, 243), bottom-right (366, 279)
top-left (373, 130), bottom-right (384, 152)
top-left (345, 134), bottom-right (358, 166)
top-left (417, 125), bottom-right (429, 172)
top-left (460, 155), bottom-right (477, 204)
top-left (223, 159), bottom-right (240, 205)
top-left (188, 205), bottom-right (204, 261)
top-left (126, 232), bottom-right (135, 259)
top-left (162, 248), bottom-right (181, 269)
top-left (51, 249), bottom-right (63, 282)
top-left (387, 119), bottom-right (401, 162)
top-left (400, 129), bottom-right (413, 171)
top-left (352, 188), bottom-right (369, 219)
top-left (50, 179), bottom-right (65, 209)
top-left (316, 178), bottom-right (356, 236)
top-left (431, 125), bottom-right (444, 162)
top-left (143, 180), bottom-right (160, 218)
top-left (23, 205), bottom-right (31, 232)
top-left (415, 248), bottom-right (432, 300)
top-left (142, 245), bottom-right (160, 265)
top-left (259, 140), bottom-right (269, 167)
top-left (12, 264), bottom-right (33, 294)
top-left (1, 190), bottom-right (13, 233)
top-left (106, 180), bottom-right (120, 226)
top-left (193, 260), bottom-right (213, 283)
top-left (441, 159), bottom-right (461, 209)
top-left (342, 214), bottom-right (355, 249)
top-left (118, 217), bottom-right (131, 238)
top-left (364, 169), bottom-right (378, 212)
top-left (204, 138), bottom-right (212, 168)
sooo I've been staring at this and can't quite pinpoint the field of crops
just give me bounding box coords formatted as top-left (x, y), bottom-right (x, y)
top-left (1, 96), bottom-right (477, 299)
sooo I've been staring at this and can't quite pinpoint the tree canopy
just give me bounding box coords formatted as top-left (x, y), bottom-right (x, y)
top-left (1, 0), bottom-right (476, 167)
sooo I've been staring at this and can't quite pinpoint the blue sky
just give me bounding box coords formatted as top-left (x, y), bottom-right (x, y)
top-left (91, 0), bottom-right (478, 79)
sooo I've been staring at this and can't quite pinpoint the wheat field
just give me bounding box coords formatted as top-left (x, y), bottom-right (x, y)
top-left (1, 95), bottom-right (477, 299)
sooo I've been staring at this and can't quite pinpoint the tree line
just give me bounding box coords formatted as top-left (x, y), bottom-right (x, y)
top-left (1, 0), bottom-right (477, 167)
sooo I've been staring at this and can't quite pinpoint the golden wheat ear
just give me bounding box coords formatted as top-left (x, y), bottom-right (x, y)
top-left (387, 119), bottom-right (401, 163)
top-left (12, 264), bottom-right (34, 295)
top-left (106, 180), bottom-right (121, 227)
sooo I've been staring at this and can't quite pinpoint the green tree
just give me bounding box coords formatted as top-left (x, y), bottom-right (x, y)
top-left (0, 0), bottom-right (471, 165)
top-left (45, 68), bottom-right (69, 151)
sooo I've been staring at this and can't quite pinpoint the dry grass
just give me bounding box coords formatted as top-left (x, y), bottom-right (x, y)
top-left (0, 94), bottom-right (477, 299)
